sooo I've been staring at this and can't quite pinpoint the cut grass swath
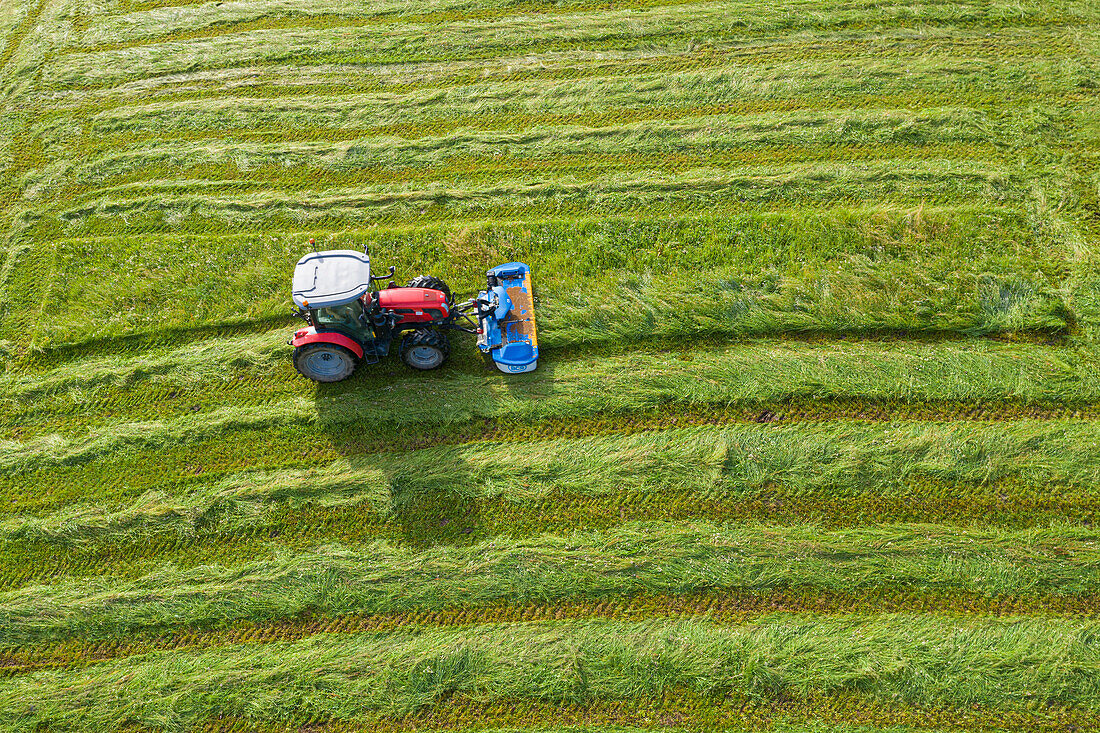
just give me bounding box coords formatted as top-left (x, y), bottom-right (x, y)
top-left (2, 522), bottom-right (1099, 646)
top-left (4, 336), bottom-right (1099, 513)
top-left (3, 588), bottom-right (1100, 678)
top-left (3, 616), bottom-right (1100, 729)
top-left (5, 420), bottom-right (1100, 589)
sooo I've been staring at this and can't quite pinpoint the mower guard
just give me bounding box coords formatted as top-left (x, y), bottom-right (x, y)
top-left (477, 262), bottom-right (538, 374)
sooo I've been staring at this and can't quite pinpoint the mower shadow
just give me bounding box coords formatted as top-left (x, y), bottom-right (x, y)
top-left (309, 332), bottom-right (555, 550)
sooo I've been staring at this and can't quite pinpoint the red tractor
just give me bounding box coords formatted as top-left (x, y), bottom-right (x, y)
top-left (288, 241), bottom-right (538, 382)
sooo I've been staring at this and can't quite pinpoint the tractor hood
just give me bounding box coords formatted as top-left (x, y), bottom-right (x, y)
top-left (292, 250), bottom-right (371, 309)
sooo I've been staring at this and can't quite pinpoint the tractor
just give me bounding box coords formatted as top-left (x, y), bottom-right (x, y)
top-left (289, 240), bottom-right (538, 382)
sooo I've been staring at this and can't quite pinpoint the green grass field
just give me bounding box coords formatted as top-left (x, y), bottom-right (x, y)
top-left (1, 0), bottom-right (1100, 730)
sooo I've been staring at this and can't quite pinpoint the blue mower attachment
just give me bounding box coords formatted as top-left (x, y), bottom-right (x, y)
top-left (474, 262), bottom-right (539, 374)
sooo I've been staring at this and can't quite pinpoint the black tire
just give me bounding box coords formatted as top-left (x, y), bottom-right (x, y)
top-left (401, 328), bottom-right (450, 371)
top-left (293, 343), bottom-right (358, 382)
top-left (406, 275), bottom-right (451, 303)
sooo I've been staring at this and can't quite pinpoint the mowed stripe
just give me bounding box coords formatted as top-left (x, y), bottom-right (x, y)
top-left (82, 0), bottom-right (731, 51)
top-left (4, 420), bottom-right (1100, 588)
top-left (67, 0), bottom-right (1094, 60)
top-left (73, 0), bottom-right (1096, 62)
top-left (43, 160), bottom-right (1031, 240)
top-left (36, 43), bottom-right (1092, 116)
top-left (55, 146), bottom-right (1005, 209)
top-left (11, 403), bottom-right (1100, 517)
top-left (3, 588), bottom-right (1100, 677)
top-left (2, 522), bottom-right (1100, 644)
top-left (42, 16), bottom-right (1094, 91)
top-left (3, 338), bottom-right (1096, 494)
top-left (59, 99), bottom-right (1080, 147)
top-left (41, 35), bottom-right (1096, 118)
top-left (4, 616), bottom-right (1100, 729)
top-left (5, 472), bottom-right (1100, 589)
top-left (58, 106), bottom-right (1006, 193)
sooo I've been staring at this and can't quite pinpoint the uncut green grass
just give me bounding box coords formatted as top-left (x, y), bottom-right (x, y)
top-left (4, 615), bottom-right (1100, 729)
top-left (1, 206), bottom-right (1075, 353)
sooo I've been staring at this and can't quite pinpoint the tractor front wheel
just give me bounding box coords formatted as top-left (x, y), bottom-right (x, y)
top-left (406, 275), bottom-right (451, 303)
top-left (293, 343), bottom-right (358, 382)
top-left (401, 329), bottom-right (450, 370)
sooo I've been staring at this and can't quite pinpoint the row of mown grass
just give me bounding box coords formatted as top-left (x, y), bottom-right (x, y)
top-left (35, 53), bottom-right (1091, 155)
top-left (34, 160), bottom-right (1035, 237)
top-left (6, 588), bottom-right (1100, 680)
top-left (78, 0), bottom-right (1097, 52)
top-left (2, 522), bottom-right (1100, 644)
top-left (59, 108), bottom-right (1007, 187)
top-left (41, 1), bottom-right (1097, 90)
top-left (4, 420), bottom-right (1100, 589)
top-left (3, 615), bottom-right (1100, 730)
top-left (4, 339), bottom-right (1098, 508)
top-left (36, 49), bottom-right (1096, 119)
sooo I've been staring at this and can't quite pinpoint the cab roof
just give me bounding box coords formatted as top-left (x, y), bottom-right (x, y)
top-left (292, 250), bottom-right (371, 309)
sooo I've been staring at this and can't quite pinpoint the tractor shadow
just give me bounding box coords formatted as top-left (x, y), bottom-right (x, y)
top-left (309, 331), bottom-right (555, 550)
top-left (312, 374), bottom-right (481, 550)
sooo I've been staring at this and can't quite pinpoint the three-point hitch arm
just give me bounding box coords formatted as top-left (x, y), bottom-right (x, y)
top-left (441, 297), bottom-right (488, 335)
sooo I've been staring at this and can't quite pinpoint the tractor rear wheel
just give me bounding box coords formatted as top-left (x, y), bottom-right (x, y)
top-left (406, 275), bottom-right (451, 303)
top-left (401, 328), bottom-right (450, 370)
top-left (293, 343), bottom-right (358, 382)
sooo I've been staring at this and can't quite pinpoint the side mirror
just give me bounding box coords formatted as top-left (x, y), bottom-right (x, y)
top-left (370, 265), bottom-right (397, 284)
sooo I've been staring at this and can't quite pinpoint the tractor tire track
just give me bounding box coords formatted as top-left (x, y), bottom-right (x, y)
top-left (3, 587), bottom-right (1098, 678)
